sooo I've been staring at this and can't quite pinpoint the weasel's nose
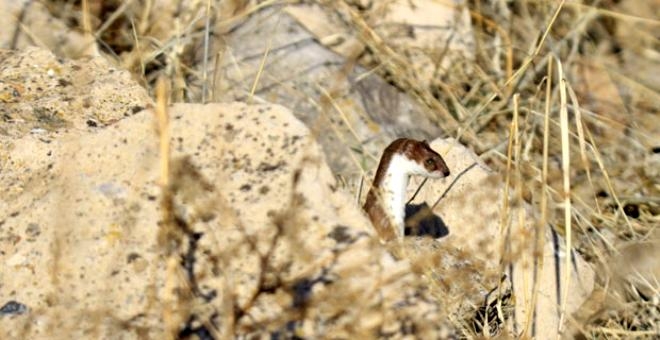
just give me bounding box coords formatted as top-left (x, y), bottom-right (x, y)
top-left (442, 167), bottom-right (450, 177)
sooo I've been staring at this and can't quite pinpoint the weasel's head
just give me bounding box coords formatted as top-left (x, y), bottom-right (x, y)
top-left (385, 138), bottom-right (450, 178)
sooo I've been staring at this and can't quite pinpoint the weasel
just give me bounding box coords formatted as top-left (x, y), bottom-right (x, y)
top-left (363, 138), bottom-right (450, 242)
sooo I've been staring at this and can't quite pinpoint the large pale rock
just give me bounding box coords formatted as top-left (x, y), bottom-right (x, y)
top-left (408, 138), bottom-right (596, 338)
top-left (0, 102), bottom-right (454, 338)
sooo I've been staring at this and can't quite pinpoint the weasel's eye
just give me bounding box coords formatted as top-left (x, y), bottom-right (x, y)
top-left (425, 158), bottom-right (435, 166)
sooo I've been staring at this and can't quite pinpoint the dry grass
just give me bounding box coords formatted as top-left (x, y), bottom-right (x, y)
top-left (10, 0), bottom-right (659, 338)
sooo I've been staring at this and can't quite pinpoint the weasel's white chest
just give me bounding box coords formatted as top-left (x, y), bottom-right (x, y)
top-left (380, 155), bottom-right (426, 237)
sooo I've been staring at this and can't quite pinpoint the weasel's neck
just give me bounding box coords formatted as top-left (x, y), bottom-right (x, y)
top-left (374, 154), bottom-right (419, 237)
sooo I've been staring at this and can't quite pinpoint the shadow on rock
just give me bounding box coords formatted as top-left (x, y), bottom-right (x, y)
top-left (404, 202), bottom-right (449, 239)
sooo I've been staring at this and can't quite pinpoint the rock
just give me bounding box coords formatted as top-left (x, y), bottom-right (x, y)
top-left (0, 46), bottom-right (153, 217)
top-left (0, 101), bottom-right (455, 338)
top-left (285, 0), bottom-right (474, 88)
top-left (0, 47), bottom-right (152, 139)
top-left (1, 0), bottom-right (479, 177)
top-left (407, 138), bottom-right (596, 338)
top-left (0, 0), bottom-right (96, 57)
top-left (567, 229), bottom-right (660, 338)
top-left (211, 1), bottom-right (476, 175)
top-left (0, 301), bottom-right (28, 316)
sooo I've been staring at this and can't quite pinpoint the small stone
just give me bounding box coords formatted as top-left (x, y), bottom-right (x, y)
top-left (0, 301), bottom-right (28, 316)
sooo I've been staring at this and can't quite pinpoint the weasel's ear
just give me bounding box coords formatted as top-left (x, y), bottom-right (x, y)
top-left (422, 140), bottom-right (430, 146)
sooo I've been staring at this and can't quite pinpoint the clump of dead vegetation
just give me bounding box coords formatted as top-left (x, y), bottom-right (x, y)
top-left (16, 0), bottom-right (659, 338)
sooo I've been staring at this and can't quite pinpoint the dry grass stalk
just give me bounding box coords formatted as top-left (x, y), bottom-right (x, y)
top-left (556, 56), bottom-right (574, 336)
